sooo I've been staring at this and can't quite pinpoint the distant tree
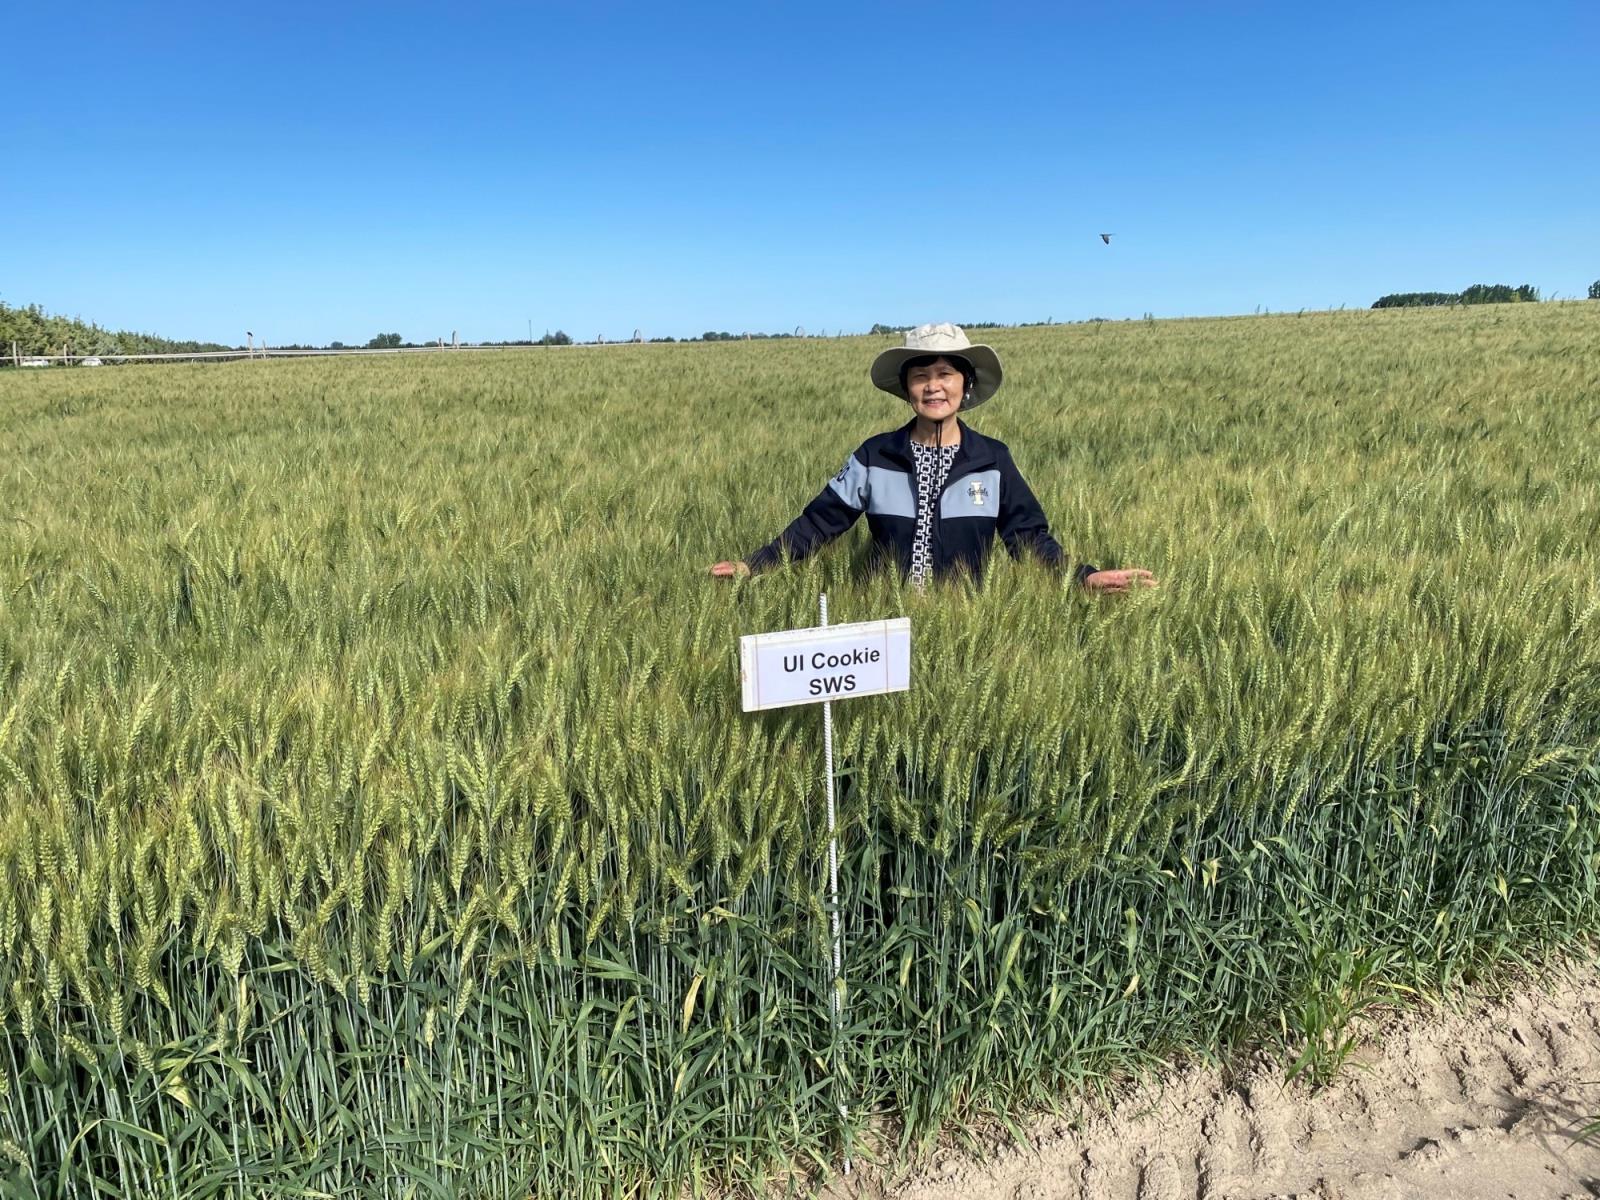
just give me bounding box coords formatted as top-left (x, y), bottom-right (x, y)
top-left (366, 333), bottom-right (403, 349)
top-left (1588, 280), bottom-right (1600, 300)
top-left (537, 330), bottom-right (571, 346)
top-left (329, 341), bottom-right (347, 350)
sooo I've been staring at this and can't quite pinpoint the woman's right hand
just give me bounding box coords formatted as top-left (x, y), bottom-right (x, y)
top-left (709, 561), bottom-right (751, 578)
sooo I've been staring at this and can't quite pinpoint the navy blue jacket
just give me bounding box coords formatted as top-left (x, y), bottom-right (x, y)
top-left (745, 420), bottom-right (1097, 584)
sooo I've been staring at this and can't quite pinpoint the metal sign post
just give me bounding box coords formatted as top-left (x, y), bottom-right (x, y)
top-left (738, 598), bottom-right (912, 1178)
top-left (818, 593), bottom-right (849, 1173)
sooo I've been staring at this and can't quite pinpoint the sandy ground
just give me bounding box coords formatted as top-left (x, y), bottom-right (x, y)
top-left (811, 958), bottom-right (1600, 1200)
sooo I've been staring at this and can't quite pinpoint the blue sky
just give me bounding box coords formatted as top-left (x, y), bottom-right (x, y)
top-left (7, 1), bottom-right (1596, 345)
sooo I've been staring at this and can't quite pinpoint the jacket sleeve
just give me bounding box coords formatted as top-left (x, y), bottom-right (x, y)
top-left (997, 448), bottom-right (1098, 587)
top-left (745, 450), bottom-right (869, 572)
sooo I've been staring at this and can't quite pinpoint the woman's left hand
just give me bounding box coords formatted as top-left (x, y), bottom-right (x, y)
top-left (1085, 568), bottom-right (1159, 594)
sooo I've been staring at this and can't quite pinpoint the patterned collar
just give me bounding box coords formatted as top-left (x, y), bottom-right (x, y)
top-left (886, 419), bottom-right (996, 473)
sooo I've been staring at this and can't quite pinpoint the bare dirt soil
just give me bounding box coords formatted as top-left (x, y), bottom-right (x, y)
top-left (814, 958), bottom-right (1600, 1200)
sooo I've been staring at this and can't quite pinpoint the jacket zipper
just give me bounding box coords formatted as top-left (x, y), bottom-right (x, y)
top-left (929, 441), bottom-right (971, 572)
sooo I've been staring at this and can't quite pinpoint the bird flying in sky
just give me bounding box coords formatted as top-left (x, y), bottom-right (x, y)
top-left (1099, 233), bottom-right (1113, 244)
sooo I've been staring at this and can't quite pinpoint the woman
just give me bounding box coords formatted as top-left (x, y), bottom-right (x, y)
top-left (709, 323), bottom-right (1156, 593)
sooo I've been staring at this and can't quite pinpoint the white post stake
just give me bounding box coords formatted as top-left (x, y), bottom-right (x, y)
top-left (819, 592), bottom-right (851, 1174)
top-left (740, 607), bottom-right (910, 1176)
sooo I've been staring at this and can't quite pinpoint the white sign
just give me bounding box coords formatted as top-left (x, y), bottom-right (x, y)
top-left (740, 618), bottom-right (911, 712)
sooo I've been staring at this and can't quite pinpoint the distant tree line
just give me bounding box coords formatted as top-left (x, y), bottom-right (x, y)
top-left (0, 301), bottom-right (232, 357)
top-left (642, 331), bottom-right (808, 343)
top-left (1373, 283), bottom-right (1540, 309)
top-left (868, 322), bottom-right (1026, 335)
top-left (1370, 292), bottom-right (1460, 309)
top-left (273, 336), bottom-right (419, 350)
top-left (13, 288), bottom-right (1592, 367)
top-left (472, 332), bottom-right (572, 346)
top-left (696, 331), bottom-right (800, 342)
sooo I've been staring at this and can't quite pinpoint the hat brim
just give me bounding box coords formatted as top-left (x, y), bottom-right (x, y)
top-left (869, 343), bottom-right (1003, 409)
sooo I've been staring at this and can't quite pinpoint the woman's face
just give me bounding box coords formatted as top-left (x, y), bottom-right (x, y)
top-left (904, 357), bottom-right (967, 422)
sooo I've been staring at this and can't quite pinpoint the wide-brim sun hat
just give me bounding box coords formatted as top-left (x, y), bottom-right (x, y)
top-left (869, 322), bottom-right (1003, 410)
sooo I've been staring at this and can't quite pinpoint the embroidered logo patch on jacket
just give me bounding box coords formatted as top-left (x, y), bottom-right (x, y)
top-left (967, 480), bottom-right (989, 506)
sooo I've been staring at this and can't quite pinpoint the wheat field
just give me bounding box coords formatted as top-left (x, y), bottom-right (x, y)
top-left (1, 303), bottom-right (1598, 1197)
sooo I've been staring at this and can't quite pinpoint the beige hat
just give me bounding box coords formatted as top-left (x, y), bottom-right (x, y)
top-left (869, 322), bottom-right (1003, 409)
